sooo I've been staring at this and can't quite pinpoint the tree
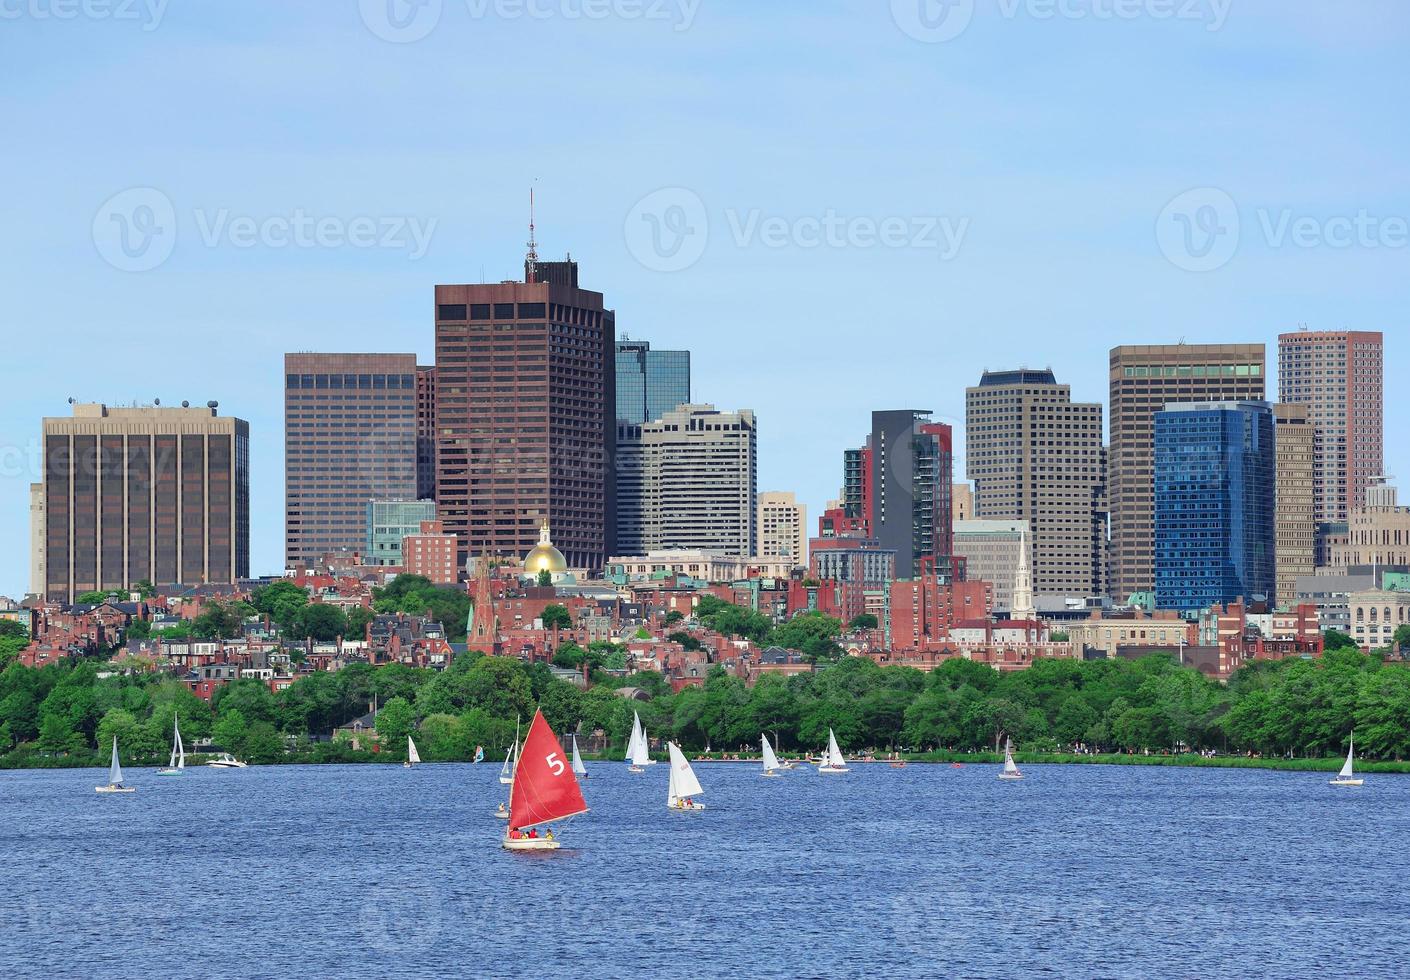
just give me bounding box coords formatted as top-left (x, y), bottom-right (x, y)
top-left (770, 612), bottom-right (843, 664)
top-left (1395, 625), bottom-right (1410, 652)
top-left (540, 605), bottom-right (573, 631)
top-left (0, 620), bottom-right (28, 640)
top-left (192, 600), bottom-right (249, 640)
top-left (1324, 629), bottom-right (1359, 652)
top-left (76, 591), bottom-right (119, 605)
top-left (536, 569), bottom-right (553, 588)
top-left (288, 604), bottom-right (349, 642)
top-left (849, 614), bottom-right (879, 632)
top-left (345, 606), bottom-right (375, 638)
top-left (241, 722), bottom-right (286, 764)
top-left (663, 610), bottom-right (684, 626)
top-left (374, 696), bottom-right (417, 752)
top-left (212, 708), bottom-right (248, 753)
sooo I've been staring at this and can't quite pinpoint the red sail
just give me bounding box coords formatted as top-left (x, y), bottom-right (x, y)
top-left (508, 710), bottom-right (589, 831)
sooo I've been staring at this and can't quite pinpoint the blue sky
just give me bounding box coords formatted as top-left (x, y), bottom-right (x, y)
top-left (1, 1), bottom-right (1406, 597)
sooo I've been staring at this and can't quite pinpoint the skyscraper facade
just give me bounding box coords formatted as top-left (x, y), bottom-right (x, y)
top-left (40, 402), bottom-right (249, 601)
top-left (622, 404), bottom-right (757, 556)
top-left (1272, 403), bottom-right (1316, 605)
top-left (952, 518), bottom-right (1030, 614)
top-left (1153, 402), bottom-right (1276, 612)
top-left (615, 338), bottom-right (690, 424)
top-left (1277, 329), bottom-right (1385, 523)
top-left (434, 262), bottom-right (614, 570)
top-left (757, 491), bottom-right (808, 565)
top-left (284, 353), bottom-right (418, 568)
top-left (867, 410), bottom-right (953, 580)
top-left (965, 368), bottom-right (1107, 599)
top-left (415, 365), bottom-right (437, 501)
top-left (1108, 344), bottom-right (1266, 602)
top-left (366, 499), bottom-right (437, 566)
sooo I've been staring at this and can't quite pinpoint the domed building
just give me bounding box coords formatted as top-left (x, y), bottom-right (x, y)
top-left (523, 518), bottom-right (573, 584)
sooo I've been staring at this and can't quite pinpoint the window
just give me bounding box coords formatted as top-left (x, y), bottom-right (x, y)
top-left (438, 304), bottom-right (467, 320)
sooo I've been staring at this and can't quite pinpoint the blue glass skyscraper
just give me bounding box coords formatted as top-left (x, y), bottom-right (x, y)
top-left (615, 338), bottom-right (690, 424)
top-left (1154, 402), bottom-right (1276, 612)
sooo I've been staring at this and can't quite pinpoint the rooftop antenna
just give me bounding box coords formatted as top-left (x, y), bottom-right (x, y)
top-left (526, 184), bottom-right (539, 284)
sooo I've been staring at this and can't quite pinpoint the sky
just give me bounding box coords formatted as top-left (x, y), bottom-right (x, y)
top-left (1, 0), bottom-right (1407, 598)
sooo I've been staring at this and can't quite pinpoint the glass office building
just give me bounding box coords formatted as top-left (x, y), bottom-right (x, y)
top-left (366, 499), bottom-right (437, 566)
top-left (1154, 402), bottom-right (1276, 612)
top-left (615, 339), bottom-right (690, 424)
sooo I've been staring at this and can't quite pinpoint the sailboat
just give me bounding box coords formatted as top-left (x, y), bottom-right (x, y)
top-left (156, 714), bottom-right (185, 776)
top-left (405, 735), bottom-right (421, 769)
top-left (570, 733), bottom-right (588, 779)
top-left (1330, 732), bottom-right (1364, 787)
top-left (500, 719), bottom-right (520, 785)
top-left (96, 736), bottom-right (135, 794)
top-left (817, 728), bottom-right (849, 774)
top-left (760, 734), bottom-right (784, 778)
top-left (666, 742), bottom-right (706, 810)
top-left (999, 737), bottom-right (1024, 781)
top-left (626, 712), bottom-right (650, 772)
top-left (473, 745), bottom-right (485, 764)
top-left (502, 709), bottom-right (589, 851)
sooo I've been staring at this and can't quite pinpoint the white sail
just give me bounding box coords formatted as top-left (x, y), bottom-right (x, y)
top-left (407, 736), bottom-right (421, 765)
top-left (761, 735), bottom-right (781, 772)
top-left (170, 714), bottom-right (185, 770)
top-left (827, 729), bottom-right (847, 768)
top-left (1339, 734), bottom-right (1356, 780)
top-left (630, 722), bottom-right (651, 767)
top-left (500, 746), bottom-right (514, 778)
top-left (624, 713), bottom-right (642, 763)
top-left (108, 736), bottom-right (124, 786)
top-left (1004, 738), bottom-right (1021, 776)
top-left (571, 734), bottom-right (587, 776)
top-left (667, 742), bottom-right (705, 803)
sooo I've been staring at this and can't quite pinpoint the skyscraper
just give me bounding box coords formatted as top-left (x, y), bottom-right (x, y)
top-left (434, 258), bottom-right (614, 570)
top-left (757, 491), bottom-right (808, 565)
top-left (615, 338), bottom-right (690, 424)
top-left (965, 368), bottom-right (1107, 599)
top-left (1154, 402), bottom-right (1276, 612)
top-left (619, 404), bottom-right (757, 556)
top-left (1272, 403), bottom-right (1316, 605)
top-left (40, 402), bottom-right (249, 601)
top-left (415, 365), bottom-right (437, 501)
top-left (867, 410), bottom-right (953, 580)
top-left (1108, 344), bottom-right (1266, 602)
top-left (284, 353), bottom-right (419, 568)
top-left (1277, 329), bottom-right (1385, 523)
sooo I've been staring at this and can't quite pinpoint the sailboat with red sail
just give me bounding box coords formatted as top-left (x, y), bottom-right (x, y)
top-left (503, 709), bottom-right (589, 851)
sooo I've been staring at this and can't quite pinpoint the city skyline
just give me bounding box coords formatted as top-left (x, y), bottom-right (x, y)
top-left (3, 4), bottom-right (1408, 597)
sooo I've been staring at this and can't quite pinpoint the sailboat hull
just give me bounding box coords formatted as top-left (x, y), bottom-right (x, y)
top-left (95, 785), bottom-right (135, 794)
top-left (154, 768), bottom-right (184, 776)
top-left (498, 776), bottom-right (514, 784)
top-left (1329, 778), bottom-right (1364, 787)
top-left (668, 801), bottom-right (706, 811)
top-left (818, 765), bottom-right (849, 774)
top-left (628, 765), bottom-right (645, 773)
top-left (998, 773), bottom-right (1024, 781)
top-left (502, 836), bottom-right (560, 851)
top-left (761, 771), bottom-right (782, 778)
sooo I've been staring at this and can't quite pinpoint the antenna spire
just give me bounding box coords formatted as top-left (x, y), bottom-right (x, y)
top-left (526, 186), bottom-right (539, 283)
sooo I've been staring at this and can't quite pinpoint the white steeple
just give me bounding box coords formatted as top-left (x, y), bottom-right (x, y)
top-left (1012, 525), bottom-right (1036, 623)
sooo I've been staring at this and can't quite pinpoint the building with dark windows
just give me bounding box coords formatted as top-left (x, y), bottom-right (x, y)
top-left (1154, 401), bottom-right (1276, 613)
top-left (416, 365), bottom-right (437, 501)
top-left (615, 338), bottom-right (690, 425)
top-left (862, 410), bottom-right (954, 580)
top-left (39, 402), bottom-right (248, 602)
top-left (366, 499), bottom-right (437, 566)
top-left (284, 353), bottom-right (419, 569)
top-left (966, 368), bottom-right (1107, 600)
top-left (1108, 343), bottom-right (1266, 603)
top-left (434, 257), bottom-right (614, 571)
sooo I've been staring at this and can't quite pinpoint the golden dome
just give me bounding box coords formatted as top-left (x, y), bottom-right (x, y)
top-left (524, 518), bottom-right (567, 574)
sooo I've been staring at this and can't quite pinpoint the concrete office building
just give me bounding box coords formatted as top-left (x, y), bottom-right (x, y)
top-left (1332, 478), bottom-right (1410, 569)
top-left (434, 256), bottom-right (614, 571)
top-left (1277, 329), bottom-right (1384, 523)
top-left (1153, 402), bottom-right (1276, 612)
top-left (39, 402), bottom-right (249, 602)
top-left (757, 491), bottom-right (808, 566)
top-left (1273, 404), bottom-right (1316, 606)
top-left (29, 483), bottom-right (45, 598)
top-left (952, 483), bottom-right (974, 522)
top-left (966, 368), bottom-right (1107, 599)
top-left (284, 353), bottom-right (418, 568)
top-left (952, 519), bottom-right (1030, 614)
top-left (1108, 344), bottom-right (1266, 603)
top-left (622, 404), bottom-right (757, 556)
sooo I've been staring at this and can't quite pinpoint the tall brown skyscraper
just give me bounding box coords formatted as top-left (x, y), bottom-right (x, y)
top-left (966, 368), bottom-right (1107, 599)
top-left (433, 258), bottom-right (614, 571)
top-left (284, 353), bottom-right (419, 568)
top-left (1108, 343), bottom-right (1266, 602)
top-left (40, 402), bottom-right (249, 601)
top-left (1272, 403), bottom-right (1316, 604)
top-left (1277, 329), bottom-right (1385, 524)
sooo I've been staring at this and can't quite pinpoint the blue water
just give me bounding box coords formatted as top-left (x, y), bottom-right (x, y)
top-left (3, 761), bottom-right (1406, 979)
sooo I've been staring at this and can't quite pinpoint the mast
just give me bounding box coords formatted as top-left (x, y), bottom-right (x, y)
top-left (525, 187), bottom-right (539, 284)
